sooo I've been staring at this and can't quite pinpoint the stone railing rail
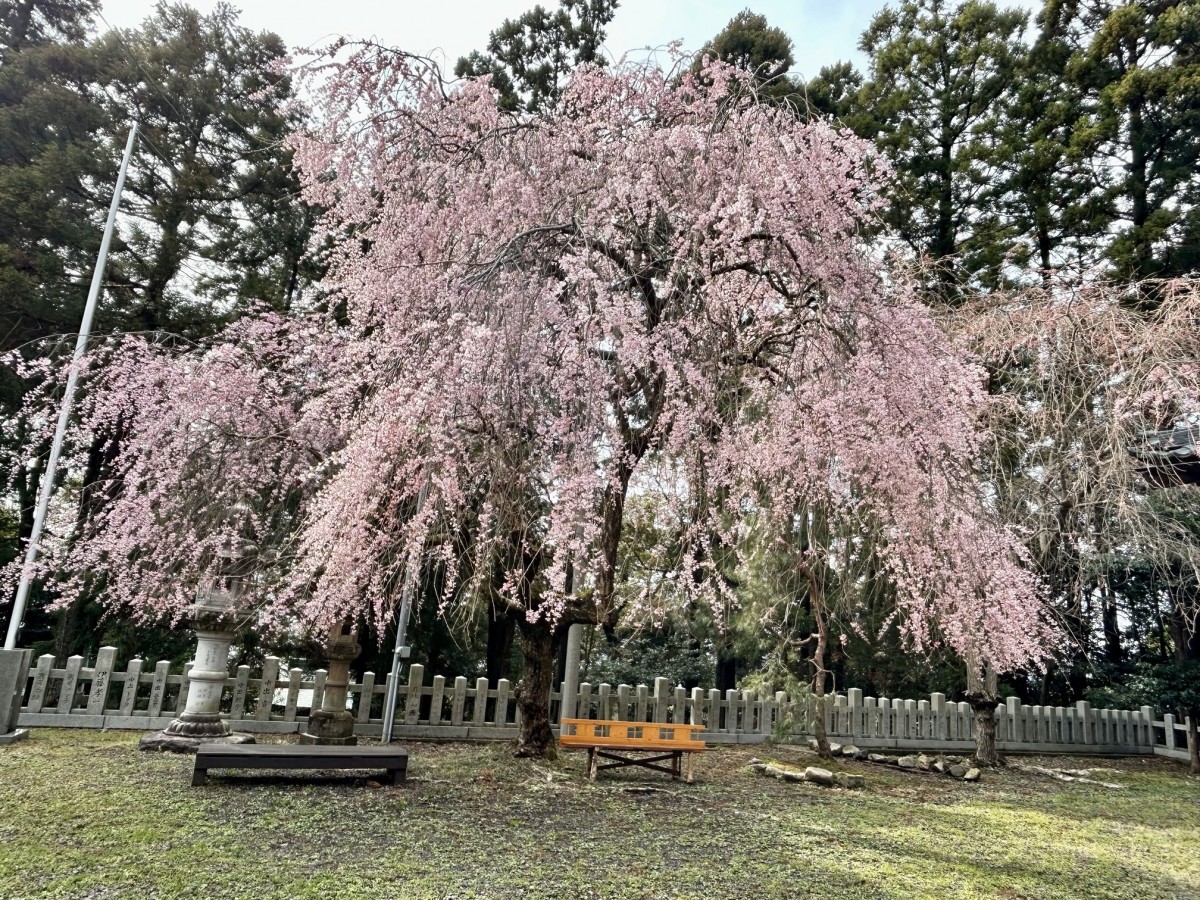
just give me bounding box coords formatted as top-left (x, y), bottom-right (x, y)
top-left (15, 649), bottom-right (1191, 760)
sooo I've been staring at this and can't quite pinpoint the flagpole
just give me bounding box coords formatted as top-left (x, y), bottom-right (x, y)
top-left (4, 124), bottom-right (138, 650)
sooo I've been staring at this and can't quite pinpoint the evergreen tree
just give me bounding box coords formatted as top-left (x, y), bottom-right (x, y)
top-left (980, 15), bottom-right (1111, 282)
top-left (94, 1), bottom-right (315, 330)
top-left (454, 0), bottom-right (618, 113)
top-left (1044, 0), bottom-right (1200, 282)
top-left (693, 10), bottom-right (801, 105)
top-left (854, 0), bottom-right (1030, 298)
top-left (802, 61), bottom-right (863, 122)
top-left (0, 0), bottom-right (98, 52)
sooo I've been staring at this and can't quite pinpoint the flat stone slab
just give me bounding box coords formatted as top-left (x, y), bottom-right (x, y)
top-left (139, 731), bottom-right (256, 754)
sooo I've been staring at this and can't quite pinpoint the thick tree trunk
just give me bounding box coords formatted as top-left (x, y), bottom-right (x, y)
top-left (967, 657), bottom-right (1001, 767)
top-left (1127, 94), bottom-right (1152, 278)
top-left (715, 647), bottom-right (738, 694)
top-left (969, 697), bottom-right (999, 767)
top-left (1101, 582), bottom-right (1122, 665)
top-left (1037, 216), bottom-right (1052, 281)
top-left (484, 606), bottom-right (514, 684)
top-left (514, 618), bottom-right (556, 759)
top-left (802, 558), bottom-right (831, 759)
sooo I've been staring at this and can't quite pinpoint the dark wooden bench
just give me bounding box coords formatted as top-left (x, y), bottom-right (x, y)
top-left (560, 719), bottom-right (706, 782)
top-left (192, 744), bottom-right (408, 786)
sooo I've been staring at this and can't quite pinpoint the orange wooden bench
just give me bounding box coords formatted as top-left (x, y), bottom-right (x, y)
top-left (559, 718), bottom-right (706, 782)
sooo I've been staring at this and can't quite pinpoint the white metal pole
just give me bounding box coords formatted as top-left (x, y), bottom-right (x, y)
top-left (4, 124), bottom-right (138, 651)
top-left (380, 474), bottom-right (431, 743)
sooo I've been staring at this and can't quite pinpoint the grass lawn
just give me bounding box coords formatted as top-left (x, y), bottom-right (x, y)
top-left (0, 729), bottom-right (1197, 899)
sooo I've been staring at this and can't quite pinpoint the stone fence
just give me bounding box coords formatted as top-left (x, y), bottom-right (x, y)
top-left (13, 649), bottom-right (1191, 759)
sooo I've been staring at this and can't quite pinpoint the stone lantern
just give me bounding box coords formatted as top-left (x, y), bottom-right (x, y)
top-left (300, 619), bottom-right (361, 745)
top-left (140, 546), bottom-right (256, 752)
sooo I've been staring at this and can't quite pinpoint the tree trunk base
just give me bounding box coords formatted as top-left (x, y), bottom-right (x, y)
top-left (514, 619), bottom-right (557, 760)
top-left (967, 693), bottom-right (1002, 767)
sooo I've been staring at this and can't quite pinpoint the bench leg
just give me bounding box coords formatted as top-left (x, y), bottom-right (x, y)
top-left (686, 752), bottom-right (694, 784)
top-left (192, 767), bottom-right (208, 787)
top-left (587, 748), bottom-right (598, 781)
top-left (387, 767), bottom-right (405, 786)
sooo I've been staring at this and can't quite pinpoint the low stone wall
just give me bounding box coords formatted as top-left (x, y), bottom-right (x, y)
top-left (13, 649), bottom-right (1183, 758)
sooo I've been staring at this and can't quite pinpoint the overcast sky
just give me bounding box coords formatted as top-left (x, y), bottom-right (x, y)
top-left (94, 0), bottom-right (1040, 82)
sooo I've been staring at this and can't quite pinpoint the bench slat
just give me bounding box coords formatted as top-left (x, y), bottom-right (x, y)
top-left (192, 744), bottom-right (407, 787)
top-left (559, 718), bottom-right (706, 750)
top-left (196, 745), bottom-right (405, 759)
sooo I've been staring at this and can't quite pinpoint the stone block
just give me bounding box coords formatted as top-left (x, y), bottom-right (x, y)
top-left (804, 766), bottom-right (835, 786)
top-left (964, 768), bottom-right (981, 782)
top-left (301, 707), bottom-right (356, 745)
top-left (897, 755), bottom-right (917, 768)
top-left (139, 731), bottom-right (255, 753)
top-left (0, 728), bottom-right (29, 746)
top-left (916, 753), bottom-right (931, 770)
top-left (949, 764), bottom-right (967, 778)
top-left (837, 773), bottom-right (865, 788)
top-left (828, 742), bottom-right (843, 756)
top-left (842, 744), bottom-right (861, 758)
top-left (16, 712), bottom-right (100, 728)
top-left (0, 649), bottom-right (32, 735)
top-left (867, 753), bottom-right (891, 764)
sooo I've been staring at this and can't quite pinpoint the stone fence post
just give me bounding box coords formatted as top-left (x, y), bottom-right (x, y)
top-left (0, 648), bottom-right (32, 745)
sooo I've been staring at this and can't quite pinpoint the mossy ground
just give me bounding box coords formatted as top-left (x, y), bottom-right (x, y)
top-left (0, 729), bottom-right (1197, 899)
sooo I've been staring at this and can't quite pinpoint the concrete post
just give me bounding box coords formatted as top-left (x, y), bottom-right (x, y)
top-left (1006, 697), bottom-right (1022, 743)
top-left (0, 648), bottom-right (32, 745)
top-left (653, 677), bottom-right (669, 723)
top-left (1076, 700), bottom-right (1093, 744)
top-left (1139, 706), bottom-right (1154, 747)
top-left (848, 688), bottom-right (863, 738)
top-left (930, 692), bottom-right (946, 741)
top-left (558, 623), bottom-right (584, 724)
